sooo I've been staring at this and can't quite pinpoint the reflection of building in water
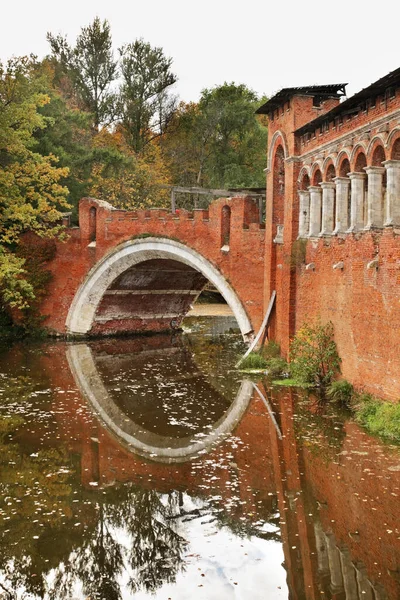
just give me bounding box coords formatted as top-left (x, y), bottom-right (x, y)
top-left (23, 341), bottom-right (400, 600)
top-left (267, 387), bottom-right (400, 600)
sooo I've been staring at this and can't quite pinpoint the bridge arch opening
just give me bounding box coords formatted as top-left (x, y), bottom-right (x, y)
top-left (66, 237), bottom-right (253, 341)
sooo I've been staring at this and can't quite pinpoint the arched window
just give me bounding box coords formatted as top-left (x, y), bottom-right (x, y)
top-left (89, 207), bottom-right (97, 242)
top-left (221, 205), bottom-right (231, 247)
top-left (390, 137), bottom-right (400, 160)
top-left (272, 145), bottom-right (285, 243)
top-left (299, 172), bottom-right (310, 190)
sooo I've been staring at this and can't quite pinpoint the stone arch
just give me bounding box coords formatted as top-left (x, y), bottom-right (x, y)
top-left (298, 166), bottom-right (311, 190)
top-left (66, 237), bottom-right (253, 340)
top-left (337, 153), bottom-right (351, 177)
top-left (335, 150), bottom-right (351, 172)
top-left (268, 130), bottom-right (289, 169)
top-left (367, 137), bottom-right (386, 165)
top-left (387, 128), bottom-right (400, 158)
top-left (350, 144), bottom-right (367, 170)
top-left (272, 144), bottom-right (286, 228)
top-left (354, 150), bottom-right (367, 172)
top-left (324, 162), bottom-right (336, 182)
top-left (322, 157), bottom-right (336, 180)
top-left (311, 164), bottom-right (323, 185)
top-left (67, 344), bottom-right (253, 463)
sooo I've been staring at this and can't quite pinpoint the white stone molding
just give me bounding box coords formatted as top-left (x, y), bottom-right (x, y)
top-left (66, 238), bottom-right (253, 340)
top-left (267, 130), bottom-right (289, 169)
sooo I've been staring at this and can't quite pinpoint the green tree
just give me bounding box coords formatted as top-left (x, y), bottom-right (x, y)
top-left (289, 321), bottom-right (341, 393)
top-left (0, 56), bottom-right (69, 314)
top-left (162, 83), bottom-right (268, 189)
top-left (47, 17), bottom-right (118, 129)
top-left (119, 39), bottom-right (177, 153)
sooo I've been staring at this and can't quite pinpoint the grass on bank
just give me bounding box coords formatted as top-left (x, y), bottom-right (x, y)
top-left (354, 394), bottom-right (400, 443)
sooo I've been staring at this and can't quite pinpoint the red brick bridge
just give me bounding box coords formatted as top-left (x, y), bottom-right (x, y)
top-left (41, 195), bottom-right (266, 341)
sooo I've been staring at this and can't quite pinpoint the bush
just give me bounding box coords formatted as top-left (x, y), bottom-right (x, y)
top-left (327, 380), bottom-right (354, 408)
top-left (290, 321), bottom-right (341, 393)
top-left (266, 357), bottom-right (289, 378)
top-left (239, 352), bottom-right (267, 370)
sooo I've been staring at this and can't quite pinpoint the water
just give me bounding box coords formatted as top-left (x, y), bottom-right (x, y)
top-left (0, 317), bottom-right (399, 599)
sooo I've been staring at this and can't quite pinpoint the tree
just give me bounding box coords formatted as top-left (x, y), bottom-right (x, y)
top-left (88, 129), bottom-right (171, 209)
top-left (119, 40), bottom-right (177, 153)
top-left (162, 83), bottom-right (268, 189)
top-left (289, 321), bottom-right (341, 394)
top-left (0, 56), bottom-right (69, 313)
top-left (47, 17), bottom-right (118, 129)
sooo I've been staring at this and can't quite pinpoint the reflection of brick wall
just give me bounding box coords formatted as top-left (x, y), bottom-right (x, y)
top-left (303, 421), bottom-right (400, 600)
top-left (40, 196), bottom-right (265, 336)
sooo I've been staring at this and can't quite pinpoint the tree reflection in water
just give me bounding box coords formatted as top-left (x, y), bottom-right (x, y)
top-left (46, 487), bottom-right (188, 599)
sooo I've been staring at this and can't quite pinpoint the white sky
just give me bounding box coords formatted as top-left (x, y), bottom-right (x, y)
top-left (1, 0), bottom-right (399, 103)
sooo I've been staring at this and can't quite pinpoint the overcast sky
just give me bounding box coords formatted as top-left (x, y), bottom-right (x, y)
top-left (1, 0), bottom-right (399, 103)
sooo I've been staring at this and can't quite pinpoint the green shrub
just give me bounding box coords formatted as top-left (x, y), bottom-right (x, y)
top-left (289, 321), bottom-right (341, 393)
top-left (266, 357), bottom-right (289, 378)
top-left (239, 352), bottom-right (267, 370)
top-left (327, 380), bottom-right (354, 408)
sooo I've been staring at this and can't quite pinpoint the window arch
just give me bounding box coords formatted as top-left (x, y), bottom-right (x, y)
top-left (272, 145), bottom-right (285, 233)
top-left (391, 137), bottom-right (400, 160)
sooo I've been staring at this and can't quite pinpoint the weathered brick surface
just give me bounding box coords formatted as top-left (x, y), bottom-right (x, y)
top-left (295, 230), bottom-right (400, 399)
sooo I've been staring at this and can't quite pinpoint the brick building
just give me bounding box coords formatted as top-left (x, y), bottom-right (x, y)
top-left (258, 67), bottom-right (400, 399)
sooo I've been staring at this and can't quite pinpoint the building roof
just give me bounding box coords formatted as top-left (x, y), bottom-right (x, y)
top-left (295, 66), bottom-right (400, 136)
top-left (255, 84), bottom-right (347, 115)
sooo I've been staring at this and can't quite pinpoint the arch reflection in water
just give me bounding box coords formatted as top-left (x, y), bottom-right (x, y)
top-left (67, 337), bottom-right (253, 463)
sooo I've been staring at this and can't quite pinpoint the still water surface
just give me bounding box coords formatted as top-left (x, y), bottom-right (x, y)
top-left (0, 317), bottom-right (399, 599)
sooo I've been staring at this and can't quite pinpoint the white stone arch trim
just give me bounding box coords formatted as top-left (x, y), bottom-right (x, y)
top-left (268, 130), bottom-right (289, 169)
top-left (66, 237), bottom-right (253, 340)
top-left (366, 135), bottom-right (387, 162)
top-left (297, 165), bottom-right (311, 185)
top-left (350, 142), bottom-right (368, 167)
top-left (67, 344), bottom-right (253, 463)
top-left (310, 161), bottom-right (323, 184)
top-left (322, 155), bottom-right (337, 179)
top-left (386, 127), bottom-right (400, 151)
top-left (335, 149), bottom-right (351, 172)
